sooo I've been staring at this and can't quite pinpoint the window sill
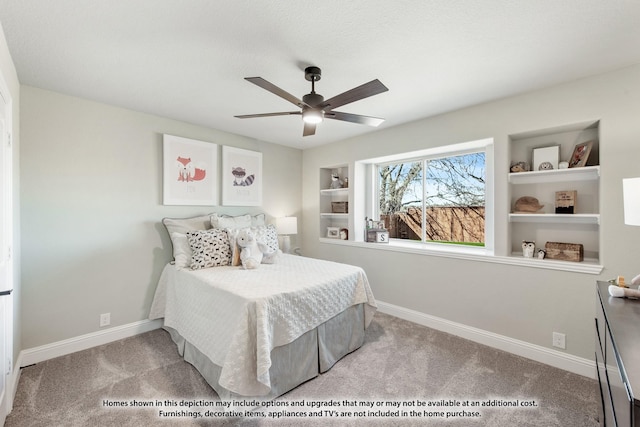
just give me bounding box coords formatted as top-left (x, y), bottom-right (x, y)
top-left (319, 238), bottom-right (603, 274)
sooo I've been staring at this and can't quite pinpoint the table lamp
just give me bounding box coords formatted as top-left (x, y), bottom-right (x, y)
top-left (276, 217), bottom-right (298, 254)
top-left (623, 177), bottom-right (640, 287)
top-left (624, 177), bottom-right (640, 226)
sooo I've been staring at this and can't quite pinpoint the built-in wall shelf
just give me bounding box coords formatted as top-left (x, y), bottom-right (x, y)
top-left (508, 213), bottom-right (600, 225)
top-left (320, 213), bottom-right (349, 218)
top-left (508, 253), bottom-right (602, 274)
top-left (508, 120), bottom-right (601, 265)
top-left (320, 188), bottom-right (349, 196)
top-left (509, 165), bottom-right (600, 184)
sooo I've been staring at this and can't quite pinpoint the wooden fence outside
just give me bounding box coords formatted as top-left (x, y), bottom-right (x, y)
top-left (381, 206), bottom-right (485, 243)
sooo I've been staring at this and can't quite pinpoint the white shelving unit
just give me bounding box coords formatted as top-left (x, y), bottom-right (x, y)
top-left (319, 166), bottom-right (350, 240)
top-left (508, 121), bottom-right (601, 268)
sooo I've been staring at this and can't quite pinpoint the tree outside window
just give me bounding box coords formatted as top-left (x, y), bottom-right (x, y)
top-left (378, 152), bottom-right (485, 246)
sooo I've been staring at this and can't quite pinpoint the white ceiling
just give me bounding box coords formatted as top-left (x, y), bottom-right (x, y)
top-left (1, 1), bottom-right (640, 149)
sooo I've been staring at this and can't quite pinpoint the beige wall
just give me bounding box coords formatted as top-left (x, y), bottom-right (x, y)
top-left (302, 64), bottom-right (640, 361)
top-left (19, 86), bottom-right (302, 348)
top-left (11, 38), bottom-right (640, 364)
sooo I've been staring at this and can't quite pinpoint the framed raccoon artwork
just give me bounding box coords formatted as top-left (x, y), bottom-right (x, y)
top-left (162, 134), bottom-right (218, 206)
top-left (222, 146), bottom-right (263, 206)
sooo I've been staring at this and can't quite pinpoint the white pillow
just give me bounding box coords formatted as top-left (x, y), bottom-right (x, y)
top-left (170, 232), bottom-right (192, 269)
top-left (211, 213), bottom-right (265, 229)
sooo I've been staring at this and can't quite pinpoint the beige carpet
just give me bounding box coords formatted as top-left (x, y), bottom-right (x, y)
top-left (6, 313), bottom-right (599, 426)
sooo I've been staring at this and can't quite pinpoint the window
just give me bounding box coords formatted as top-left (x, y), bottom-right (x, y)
top-left (376, 150), bottom-right (486, 247)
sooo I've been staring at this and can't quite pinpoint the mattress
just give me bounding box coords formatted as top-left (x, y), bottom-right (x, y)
top-left (149, 254), bottom-right (377, 397)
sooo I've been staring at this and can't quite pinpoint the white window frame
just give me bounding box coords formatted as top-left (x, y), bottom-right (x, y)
top-left (360, 138), bottom-right (494, 257)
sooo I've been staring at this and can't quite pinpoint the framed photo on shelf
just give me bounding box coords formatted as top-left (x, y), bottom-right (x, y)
top-left (222, 146), bottom-right (262, 206)
top-left (327, 227), bottom-right (340, 239)
top-left (162, 134), bottom-right (218, 206)
top-left (532, 145), bottom-right (560, 171)
top-left (569, 141), bottom-right (593, 168)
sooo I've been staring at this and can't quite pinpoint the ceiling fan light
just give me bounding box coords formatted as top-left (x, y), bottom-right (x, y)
top-left (302, 109), bottom-right (323, 124)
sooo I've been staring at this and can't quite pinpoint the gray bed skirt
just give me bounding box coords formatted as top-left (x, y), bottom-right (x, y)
top-left (164, 303), bottom-right (366, 401)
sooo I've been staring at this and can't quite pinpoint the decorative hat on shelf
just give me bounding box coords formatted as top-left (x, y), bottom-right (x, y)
top-left (514, 196), bottom-right (544, 213)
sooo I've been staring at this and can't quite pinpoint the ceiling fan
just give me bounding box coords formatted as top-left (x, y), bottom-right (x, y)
top-left (235, 66), bottom-right (389, 137)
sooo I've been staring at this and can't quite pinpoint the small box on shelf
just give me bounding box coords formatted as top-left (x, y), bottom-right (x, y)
top-left (545, 242), bottom-right (584, 262)
top-left (331, 202), bottom-right (348, 213)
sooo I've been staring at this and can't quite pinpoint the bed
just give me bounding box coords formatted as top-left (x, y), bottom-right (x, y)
top-left (148, 213), bottom-right (377, 401)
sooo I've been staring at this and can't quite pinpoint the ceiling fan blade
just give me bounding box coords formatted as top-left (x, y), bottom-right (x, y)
top-left (303, 122), bottom-right (316, 137)
top-left (325, 111), bottom-right (385, 127)
top-left (320, 79), bottom-right (388, 111)
top-left (245, 77), bottom-right (309, 108)
top-left (235, 111), bottom-right (301, 119)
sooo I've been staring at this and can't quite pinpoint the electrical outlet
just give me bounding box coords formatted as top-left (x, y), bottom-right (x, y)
top-left (100, 313), bottom-right (111, 327)
top-left (552, 332), bottom-right (566, 349)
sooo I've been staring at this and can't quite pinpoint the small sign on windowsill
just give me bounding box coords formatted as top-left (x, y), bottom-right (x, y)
top-left (367, 229), bottom-right (389, 243)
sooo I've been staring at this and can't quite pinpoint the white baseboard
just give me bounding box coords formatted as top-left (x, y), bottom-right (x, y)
top-left (14, 304), bottom-right (595, 381)
top-left (376, 300), bottom-right (595, 379)
top-left (18, 318), bottom-right (163, 368)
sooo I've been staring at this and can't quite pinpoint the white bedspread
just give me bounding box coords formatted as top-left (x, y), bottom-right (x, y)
top-left (149, 254), bottom-right (377, 396)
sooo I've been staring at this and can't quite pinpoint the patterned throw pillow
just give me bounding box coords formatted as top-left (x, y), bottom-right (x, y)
top-left (254, 224), bottom-right (279, 254)
top-left (186, 229), bottom-right (231, 270)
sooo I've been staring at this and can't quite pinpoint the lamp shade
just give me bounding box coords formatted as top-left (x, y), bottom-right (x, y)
top-left (276, 217), bottom-right (298, 235)
top-left (623, 177), bottom-right (640, 226)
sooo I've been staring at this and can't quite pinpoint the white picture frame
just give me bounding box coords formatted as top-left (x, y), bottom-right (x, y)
top-left (532, 145), bottom-right (560, 171)
top-left (162, 134), bottom-right (218, 206)
top-left (327, 227), bottom-right (340, 239)
top-left (222, 146), bottom-right (262, 206)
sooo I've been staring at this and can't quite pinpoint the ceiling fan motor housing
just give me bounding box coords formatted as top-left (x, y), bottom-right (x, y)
top-left (303, 92), bottom-right (324, 107)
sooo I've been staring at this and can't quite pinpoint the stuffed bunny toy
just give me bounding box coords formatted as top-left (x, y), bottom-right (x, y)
top-left (236, 228), bottom-right (263, 269)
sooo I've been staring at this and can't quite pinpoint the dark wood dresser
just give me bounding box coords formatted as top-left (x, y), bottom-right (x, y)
top-left (596, 281), bottom-right (640, 426)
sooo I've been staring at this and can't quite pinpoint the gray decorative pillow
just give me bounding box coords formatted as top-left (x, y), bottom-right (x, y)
top-left (186, 229), bottom-right (231, 269)
top-left (163, 214), bottom-right (213, 264)
top-left (163, 214), bottom-right (212, 235)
